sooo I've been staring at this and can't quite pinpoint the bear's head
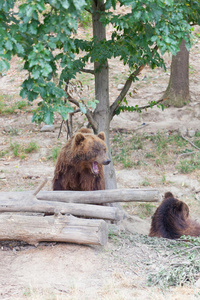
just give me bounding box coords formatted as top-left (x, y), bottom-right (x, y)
top-left (163, 192), bottom-right (189, 220)
top-left (72, 130), bottom-right (111, 175)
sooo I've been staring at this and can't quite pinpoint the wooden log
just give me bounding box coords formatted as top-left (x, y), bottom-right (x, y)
top-left (37, 189), bottom-right (160, 203)
top-left (0, 197), bottom-right (124, 221)
top-left (0, 189), bottom-right (160, 204)
top-left (0, 213), bottom-right (108, 245)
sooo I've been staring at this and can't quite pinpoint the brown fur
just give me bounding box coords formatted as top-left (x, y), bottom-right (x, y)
top-left (52, 128), bottom-right (111, 191)
top-left (149, 192), bottom-right (200, 239)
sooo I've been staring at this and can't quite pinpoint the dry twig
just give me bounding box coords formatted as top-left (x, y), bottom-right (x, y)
top-left (181, 135), bottom-right (200, 151)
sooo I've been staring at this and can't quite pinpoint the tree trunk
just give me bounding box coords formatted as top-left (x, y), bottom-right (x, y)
top-left (163, 39), bottom-right (190, 107)
top-left (0, 214), bottom-right (108, 246)
top-left (92, 0), bottom-right (117, 189)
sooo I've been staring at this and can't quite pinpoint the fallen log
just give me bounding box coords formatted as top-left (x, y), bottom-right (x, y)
top-left (0, 197), bottom-right (124, 221)
top-left (0, 189), bottom-right (160, 204)
top-left (0, 213), bottom-right (108, 246)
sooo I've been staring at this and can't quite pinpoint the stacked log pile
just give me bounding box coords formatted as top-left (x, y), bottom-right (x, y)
top-left (0, 179), bottom-right (160, 246)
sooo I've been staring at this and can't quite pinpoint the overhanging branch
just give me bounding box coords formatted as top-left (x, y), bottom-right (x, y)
top-left (109, 64), bottom-right (146, 120)
top-left (81, 68), bottom-right (95, 75)
top-left (118, 97), bottom-right (167, 113)
top-left (136, 97), bottom-right (166, 111)
top-left (110, 45), bottom-right (159, 120)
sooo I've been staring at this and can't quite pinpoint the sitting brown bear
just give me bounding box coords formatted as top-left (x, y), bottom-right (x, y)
top-left (149, 192), bottom-right (200, 239)
top-left (52, 128), bottom-right (111, 191)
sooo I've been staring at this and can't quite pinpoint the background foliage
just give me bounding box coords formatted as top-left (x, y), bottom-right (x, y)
top-left (0, 0), bottom-right (199, 124)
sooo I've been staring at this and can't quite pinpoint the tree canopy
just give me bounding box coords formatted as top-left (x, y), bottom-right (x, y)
top-left (0, 0), bottom-right (197, 125)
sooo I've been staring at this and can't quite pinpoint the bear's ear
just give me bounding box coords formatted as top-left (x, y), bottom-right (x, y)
top-left (164, 192), bottom-right (174, 199)
top-left (74, 133), bottom-right (85, 146)
top-left (98, 132), bottom-right (105, 141)
top-left (176, 201), bottom-right (189, 219)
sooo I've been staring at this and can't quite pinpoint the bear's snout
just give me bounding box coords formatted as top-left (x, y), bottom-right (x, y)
top-left (102, 159), bottom-right (111, 165)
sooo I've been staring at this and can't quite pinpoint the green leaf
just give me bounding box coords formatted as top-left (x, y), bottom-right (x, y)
top-left (53, 87), bottom-right (66, 98)
top-left (164, 0), bottom-right (174, 6)
top-left (151, 36), bottom-right (158, 42)
top-left (73, 0), bottom-right (86, 11)
top-left (26, 90), bottom-right (38, 101)
top-left (26, 6), bottom-right (35, 18)
top-left (44, 110), bottom-right (54, 124)
top-left (57, 104), bottom-right (74, 121)
top-left (62, 0), bottom-right (70, 9)
top-left (32, 68), bottom-right (40, 79)
top-left (87, 100), bottom-right (98, 110)
top-left (5, 40), bottom-right (13, 51)
top-left (19, 89), bottom-right (27, 99)
top-left (0, 59), bottom-right (10, 72)
top-left (15, 43), bottom-right (24, 54)
top-left (29, 23), bottom-right (37, 35)
top-left (36, 1), bottom-right (46, 12)
top-left (79, 102), bottom-right (87, 114)
top-left (48, 41), bottom-right (56, 50)
top-left (42, 64), bottom-right (53, 77)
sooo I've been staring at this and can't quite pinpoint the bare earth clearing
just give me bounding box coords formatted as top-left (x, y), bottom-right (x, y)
top-left (0, 24), bottom-right (200, 299)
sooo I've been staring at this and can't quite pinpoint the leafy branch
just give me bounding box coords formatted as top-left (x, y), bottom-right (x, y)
top-left (146, 235), bottom-right (200, 289)
top-left (109, 46), bottom-right (158, 120)
top-left (115, 98), bottom-right (166, 115)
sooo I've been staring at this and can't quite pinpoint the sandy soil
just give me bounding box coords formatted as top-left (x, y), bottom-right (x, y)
top-left (0, 22), bottom-right (200, 300)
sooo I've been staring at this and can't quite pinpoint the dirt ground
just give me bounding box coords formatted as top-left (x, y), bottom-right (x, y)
top-left (0, 22), bottom-right (200, 299)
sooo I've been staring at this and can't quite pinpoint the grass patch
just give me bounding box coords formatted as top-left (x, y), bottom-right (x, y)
top-left (10, 142), bottom-right (20, 157)
top-left (176, 154), bottom-right (200, 174)
top-left (0, 149), bottom-right (9, 158)
top-left (9, 128), bottom-right (19, 136)
top-left (0, 94), bottom-right (29, 115)
top-left (23, 286), bottom-right (57, 299)
top-left (111, 132), bottom-right (143, 168)
top-left (111, 131), bottom-right (200, 174)
top-left (145, 152), bottom-right (155, 159)
top-left (195, 131), bottom-right (200, 137)
top-left (141, 177), bottom-right (151, 186)
top-left (161, 174), bottom-right (167, 185)
top-left (194, 138), bottom-right (200, 149)
top-left (10, 140), bottom-right (39, 159)
top-left (114, 146), bottom-right (135, 168)
top-left (149, 132), bottom-right (168, 153)
top-left (137, 203), bottom-right (155, 218)
top-left (24, 141), bottom-right (38, 153)
top-left (47, 145), bottom-right (62, 161)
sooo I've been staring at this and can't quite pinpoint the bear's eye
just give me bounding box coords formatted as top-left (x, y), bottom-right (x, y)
top-left (92, 148), bottom-right (99, 154)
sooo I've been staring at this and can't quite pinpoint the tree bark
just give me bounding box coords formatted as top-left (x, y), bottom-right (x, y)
top-left (163, 39), bottom-right (190, 107)
top-left (92, 0), bottom-right (117, 189)
top-left (0, 213), bottom-right (108, 245)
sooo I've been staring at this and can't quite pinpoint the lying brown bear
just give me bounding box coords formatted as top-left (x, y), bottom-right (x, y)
top-left (149, 192), bottom-right (200, 239)
top-left (52, 128), bottom-right (111, 191)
